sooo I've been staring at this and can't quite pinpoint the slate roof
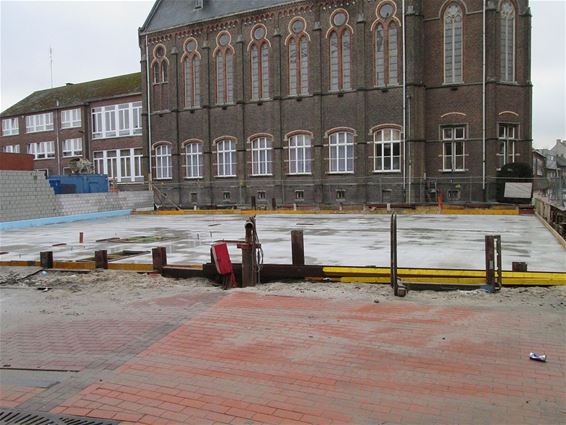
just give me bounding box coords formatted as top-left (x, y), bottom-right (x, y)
top-left (1, 73), bottom-right (142, 118)
top-left (141, 0), bottom-right (302, 34)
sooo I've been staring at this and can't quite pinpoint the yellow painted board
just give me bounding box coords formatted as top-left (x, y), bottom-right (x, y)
top-left (0, 260), bottom-right (40, 267)
top-left (53, 261), bottom-right (96, 270)
top-left (107, 263), bottom-right (155, 272)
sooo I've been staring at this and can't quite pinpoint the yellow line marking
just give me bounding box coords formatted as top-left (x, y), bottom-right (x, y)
top-left (133, 208), bottom-right (521, 216)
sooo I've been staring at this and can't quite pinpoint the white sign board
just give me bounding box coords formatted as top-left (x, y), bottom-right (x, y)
top-left (504, 182), bottom-right (533, 199)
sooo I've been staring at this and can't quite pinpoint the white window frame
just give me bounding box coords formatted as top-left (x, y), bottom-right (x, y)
top-left (25, 113), bottom-right (54, 133)
top-left (93, 148), bottom-right (143, 183)
top-left (184, 142), bottom-right (203, 179)
top-left (2, 118), bottom-right (19, 136)
top-left (91, 102), bottom-right (142, 139)
top-left (288, 134), bottom-right (312, 175)
top-left (61, 108), bottom-right (81, 129)
top-left (27, 141), bottom-right (55, 160)
top-left (217, 139), bottom-right (236, 177)
top-left (441, 126), bottom-right (466, 172)
top-left (498, 124), bottom-right (518, 168)
top-left (3, 144), bottom-right (20, 153)
top-left (154, 144), bottom-right (172, 180)
top-left (62, 138), bottom-right (83, 157)
top-left (251, 137), bottom-right (272, 176)
top-left (329, 131), bottom-right (354, 173)
top-left (373, 128), bottom-right (401, 172)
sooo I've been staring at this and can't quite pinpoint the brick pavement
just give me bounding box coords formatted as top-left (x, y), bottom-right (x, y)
top-left (8, 292), bottom-right (559, 425)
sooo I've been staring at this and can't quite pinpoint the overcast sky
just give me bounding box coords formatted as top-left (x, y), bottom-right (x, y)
top-left (1, 0), bottom-right (564, 149)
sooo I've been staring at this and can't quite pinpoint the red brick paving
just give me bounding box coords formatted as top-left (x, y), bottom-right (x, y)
top-left (0, 385), bottom-right (43, 408)
top-left (47, 292), bottom-right (565, 424)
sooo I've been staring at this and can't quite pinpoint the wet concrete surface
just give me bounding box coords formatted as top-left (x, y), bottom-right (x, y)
top-left (0, 214), bottom-right (564, 271)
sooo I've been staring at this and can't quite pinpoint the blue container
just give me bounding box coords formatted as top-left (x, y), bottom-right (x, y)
top-left (48, 174), bottom-right (108, 194)
top-left (48, 179), bottom-right (62, 194)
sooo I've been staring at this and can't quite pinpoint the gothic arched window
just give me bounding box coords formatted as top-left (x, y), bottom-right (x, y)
top-left (287, 17), bottom-right (310, 96)
top-left (444, 3), bottom-right (464, 84)
top-left (214, 31), bottom-right (235, 105)
top-left (328, 10), bottom-right (352, 92)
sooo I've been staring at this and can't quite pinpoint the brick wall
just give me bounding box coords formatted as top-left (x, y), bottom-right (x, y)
top-left (0, 170), bottom-right (154, 222)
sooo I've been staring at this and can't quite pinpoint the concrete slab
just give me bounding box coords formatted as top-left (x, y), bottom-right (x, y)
top-left (1, 214), bottom-right (564, 271)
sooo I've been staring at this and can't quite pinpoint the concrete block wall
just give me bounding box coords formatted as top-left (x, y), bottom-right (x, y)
top-left (0, 171), bottom-right (59, 222)
top-left (56, 191), bottom-right (154, 216)
top-left (1, 170), bottom-right (154, 222)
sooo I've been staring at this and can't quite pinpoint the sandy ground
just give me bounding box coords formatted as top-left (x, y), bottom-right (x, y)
top-left (1, 267), bottom-right (564, 315)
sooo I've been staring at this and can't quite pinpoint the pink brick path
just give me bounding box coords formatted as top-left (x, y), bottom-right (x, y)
top-left (48, 292), bottom-right (565, 424)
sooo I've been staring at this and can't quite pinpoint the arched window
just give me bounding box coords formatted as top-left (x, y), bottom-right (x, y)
top-left (183, 38), bottom-right (201, 108)
top-left (154, 143), bottom-right (172, 180)
top-left (151, 45), bottom-right (169, 110)
top-left (215, 32), bottom-right (234, 105)
top-left (216, 139), bottom-right (236, 177)
top-left (251, 136), bottom-right (272, 176)
top-left (249, 25), bottom-right (270, 100)
top-left (288, 133), bottom-right (312, 174)
top-left (328, 10), bottom-right (352, 92)
top-left (500, 1), bottom-right (515, 82)
top-left (373, 127), bottom-right (401, 172)
top-left (328, 130), bottom-right (354, 173)
top-left (287, 18), bottom-right (309, 96)
top-left (184, 141), bottom-right (203, 178)
top-left (373, 2), bottom-right (400, 87)
top-left (444, 3), bottom-right (463, 84)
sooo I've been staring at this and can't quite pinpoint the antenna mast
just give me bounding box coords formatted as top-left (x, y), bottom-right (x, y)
top-left (49, 47), bottom-right (54, 88)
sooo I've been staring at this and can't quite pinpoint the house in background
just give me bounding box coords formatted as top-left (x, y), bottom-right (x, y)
top-left (0, 73), bottom-right (145, 189)
top-left (138, 0), bottom-right (532, 207)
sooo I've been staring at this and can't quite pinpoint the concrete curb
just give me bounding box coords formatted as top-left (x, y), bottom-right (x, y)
top-left (535, 212), bottom-right (566, 248)
top-left (0, 210), bottom-right (131, 231)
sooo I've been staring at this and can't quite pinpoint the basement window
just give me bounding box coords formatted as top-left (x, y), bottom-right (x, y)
top-left (223, 191), bottom-right (231, 200)
top-left (295, 190), bottom-right (304, 200)
top-left (336, 189), bottom-right (346, 200)
top-left (190, 192), bottom-right (198, 203)
top-left (447, 189), bottom-right (460, 201)
top-left (257, 191), bottom-right (266, 200)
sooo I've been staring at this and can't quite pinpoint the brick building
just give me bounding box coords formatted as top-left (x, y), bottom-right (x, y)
top-left (139, 0), bottom-right (532, 207)
top-left (0, 73), bottom-right (145, 189)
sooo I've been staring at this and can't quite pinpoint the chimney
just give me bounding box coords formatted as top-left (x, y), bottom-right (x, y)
top-left (66, 83), bottom-right (74, 86)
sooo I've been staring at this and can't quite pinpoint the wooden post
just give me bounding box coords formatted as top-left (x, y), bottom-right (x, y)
top-left (485, 235), bottom-right (501, 291)
top-left (95, 250), bottom-right (108, 269)
top-left (40, 251), bottom-right (53, 269)
top-left (291, 230), bottom-right (305, 266)
top-left (271, 197), bottom-right (277, 210)
top-left (152, 247), bottom-right (167, 272)
top-left (241, 222), bottom-right (255, 287)
top-left (495, 235), bottom-right (502, 290)
top-left (251, 196), bottom-right (256, 209)
top-left (485, 235), bottom-right (494, 286)
top-left (390, 214), bottom-right (397, 288)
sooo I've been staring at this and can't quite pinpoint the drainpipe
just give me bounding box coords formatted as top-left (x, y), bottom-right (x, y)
top-left (482, 0), bottom-right (487, 200)
top-left (145, 35), bottom-right (153, 186)
top-left (55, 100), bottom-right (61, 175)
top-left (402, 0), bottom-right (407, 199)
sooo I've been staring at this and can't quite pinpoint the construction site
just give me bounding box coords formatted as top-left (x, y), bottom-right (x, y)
top-left (1, 199), bottom-right (565, 424)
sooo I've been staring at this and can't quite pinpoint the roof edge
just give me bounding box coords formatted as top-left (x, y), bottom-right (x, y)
top-left (139, 0), bottom-right (306, 36)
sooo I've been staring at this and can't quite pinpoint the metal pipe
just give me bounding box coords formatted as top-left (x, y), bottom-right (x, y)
top-left (482, 0), bottom-right (487, 197)
top-left (402, 0), bottom-right (407, 195)
top-left (145, 35), bottom-right (153, 184)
